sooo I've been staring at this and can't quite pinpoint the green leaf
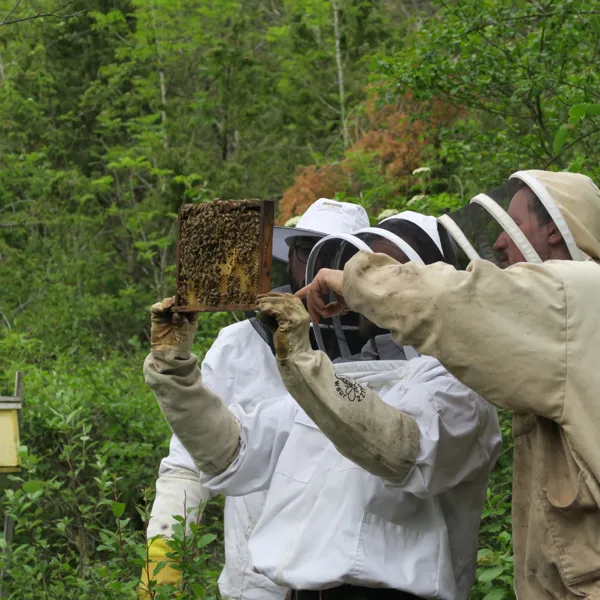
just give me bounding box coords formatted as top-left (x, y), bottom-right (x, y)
top-left (23, 480), bottom-right (44, 495)
top-left (483, 589), bottom-right (507, 600)
top-left (122, 580), bottom-right (138, 592)
top-left (190, 583), bottom-right (206, 595)
top-left (135, 546), bottom-right (149, 560)
top-left (553, 124), bottom-right (571, 154)
top-left (152, 561), bottom-right (167, 576)
top-left (479, 566), bottom-right (505, 583)
top-left (111, 501), bottom-right (126, 518)
top-left (497, 531), bottom-right (511, 544)
top-left (569, 103), bottom-right (600, 120)
top-left (196, 533), bottom-right (217, 549)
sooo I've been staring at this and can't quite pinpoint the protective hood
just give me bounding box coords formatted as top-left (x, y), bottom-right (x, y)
top-left (436, 170), bottom-right (600, 267)
top-left (510, 170), bottom-right (600, 261)
top-left (437, 196), bottom-right (540, 268)
top-left (305, 215), bottom-right (441, 358)
top-left (378, 211), bottom-right (443, 256)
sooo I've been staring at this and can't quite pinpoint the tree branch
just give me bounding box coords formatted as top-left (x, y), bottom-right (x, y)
top-left (1, 0), bottom-right (85, 26)
top-left (543, 126), bottom-right (600, 169)
top-left (457, 10), bottom-right (600, 38)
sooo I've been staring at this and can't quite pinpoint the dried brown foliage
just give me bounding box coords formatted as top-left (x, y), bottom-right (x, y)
top-left (277, 94), bottom-right (461, 223)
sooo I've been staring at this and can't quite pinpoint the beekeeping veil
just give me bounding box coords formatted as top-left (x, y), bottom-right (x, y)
top-left (437, 187), bottom-right (541, 268)
top-left (508, 170), bottom-right (600, 261)
top-left (305, 212), bottom-right (450, 358)
top-left (304, 233), bottom-right (371, 359)
top-left (437, 170), bottom-right (600, 266)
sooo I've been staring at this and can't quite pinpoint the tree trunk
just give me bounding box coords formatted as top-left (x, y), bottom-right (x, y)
top-left (332, 0), bottom-right (349, 148)
top-left (151, 1), bottom-right (168, 149)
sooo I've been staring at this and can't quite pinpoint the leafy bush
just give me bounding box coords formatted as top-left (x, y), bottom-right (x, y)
top-left (472, 410), bottom-right (515, 600)
top-left (8, 0), bottom-right (600, 597)
top-left (0, 313), bottom-right (231, 598)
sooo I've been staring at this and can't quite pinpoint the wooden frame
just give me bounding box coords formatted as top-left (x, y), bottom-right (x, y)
top-left (174, 199), bottom-right (274, 312)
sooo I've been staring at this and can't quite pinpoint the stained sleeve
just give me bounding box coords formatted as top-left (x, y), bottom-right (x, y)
top-left (276, 350), bottom-right (419, 482)
top-left (343, 252), bottom-right (567, 421)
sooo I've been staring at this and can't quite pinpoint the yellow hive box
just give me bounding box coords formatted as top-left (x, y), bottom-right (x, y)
top-left (0, 372), bottom-right (22, 473)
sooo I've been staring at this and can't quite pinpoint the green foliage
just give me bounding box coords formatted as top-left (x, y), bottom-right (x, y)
top-left (376, 0), bottom-right (600, 190)
top-left (3, 0), bottom-right (598, 597)
top-left (0, 331), bottom-right (227, 597)
top-left (472, 410), bottom-right (515, 599)
top-left (553, 103), bottom-right (600, 154)
top-left (0, 0), bottom-right (406, 354)
top-left (1, 450), bottom-right (221, 599)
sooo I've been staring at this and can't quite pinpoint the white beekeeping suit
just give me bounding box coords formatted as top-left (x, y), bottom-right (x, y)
top-left (145, 217), bottom-right (502, 599)
top-left (143, 198), bottom-right (369, 600)
top-left (199, 351), bottom-right (501, 599)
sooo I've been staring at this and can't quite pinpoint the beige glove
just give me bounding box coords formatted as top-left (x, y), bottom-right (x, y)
top-left (257, 293), bottom-right (419, 481)
top-left (150, 296), bottom-right (198, 359)
top-left (145, 299), bottom-right (240, 475)
top-left (256, 292), bottom-right (312, 359)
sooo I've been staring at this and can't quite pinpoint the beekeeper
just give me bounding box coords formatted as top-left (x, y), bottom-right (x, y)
top-left (145, 212), bottom-right (502, 600)
top-left (300, 170), bottom-right (600, 600)
top-left (140, 199), bottom-right (370, 600)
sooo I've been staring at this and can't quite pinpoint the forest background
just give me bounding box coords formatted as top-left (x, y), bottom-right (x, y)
top-left (0, 0), bottom-right (599, 598)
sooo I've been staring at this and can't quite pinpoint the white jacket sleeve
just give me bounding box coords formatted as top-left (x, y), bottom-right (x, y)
top-left (201, 394), bottom-right (297, 497)
top-left (147, 436), bottom-right (208, 538)
top-left (385, 358), bottom-right (500, 498)
top-left (147, 323), bottom-right (272, 541)
top-left (197, 322), bottom-right (299, 496)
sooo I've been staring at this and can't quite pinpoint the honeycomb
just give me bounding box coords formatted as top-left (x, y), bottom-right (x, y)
top-left (177, 200), bottom-right (264, 310)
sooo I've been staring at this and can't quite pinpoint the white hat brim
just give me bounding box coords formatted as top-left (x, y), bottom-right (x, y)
top-left (272, 226), bottom-right (325, 262)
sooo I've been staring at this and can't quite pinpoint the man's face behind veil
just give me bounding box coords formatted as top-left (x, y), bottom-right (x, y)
top-left (288, 236), bottom-right (319, 293)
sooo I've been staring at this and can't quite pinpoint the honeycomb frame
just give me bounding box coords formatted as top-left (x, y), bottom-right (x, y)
top-left (175, 199), bottom-right (274, 312)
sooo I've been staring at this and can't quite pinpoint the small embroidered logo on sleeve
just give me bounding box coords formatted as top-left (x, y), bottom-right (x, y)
top-left (334, 375), bottom-right (366, 402)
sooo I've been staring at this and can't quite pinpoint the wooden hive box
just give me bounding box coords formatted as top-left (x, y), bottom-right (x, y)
top-left (0, 373), bottom-right (22, 473)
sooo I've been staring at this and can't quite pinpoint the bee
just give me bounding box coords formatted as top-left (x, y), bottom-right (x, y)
top-left (178, 200), bottom-right (262, 309)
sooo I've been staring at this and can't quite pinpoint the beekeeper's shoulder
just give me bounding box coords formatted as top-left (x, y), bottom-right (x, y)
top-left (543, 259), bottom-right (600, 339)
top-left (544, 260), bottom-right (600, 383)
top-left (202, 319), bottom-right (270, 367)
top-left (395, 354), bottom-right (486, 416)
top-left (546, 257), bottom-right (600, 291)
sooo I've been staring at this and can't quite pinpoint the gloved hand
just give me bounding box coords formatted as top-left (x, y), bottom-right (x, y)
top-left (145, 299), bottom-right (241, 476)
top-left (138, 537), bottom-right (181, 598)
top-left (256, 293), bottom-right (312, 360)
top-left (259, 294), bottom-right (419, 482)
top-left (139, 470), bottom-right (208, 598)
top-left (151, 297), bottom-right (198, 359)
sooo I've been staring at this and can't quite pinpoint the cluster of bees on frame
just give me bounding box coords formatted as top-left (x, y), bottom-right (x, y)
top-left (178, 200), bottom-right (262, 309)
